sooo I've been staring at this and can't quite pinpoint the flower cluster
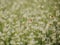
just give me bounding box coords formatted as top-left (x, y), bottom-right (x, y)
top-left (0, 0), bottom-right (60, 45)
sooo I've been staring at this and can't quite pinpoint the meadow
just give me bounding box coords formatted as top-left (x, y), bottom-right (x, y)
top-left (0, 0), bottom-right (60, 45)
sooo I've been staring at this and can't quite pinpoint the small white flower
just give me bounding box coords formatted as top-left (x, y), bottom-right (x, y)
top-left (44, 0), bottom-right (47, 2)
top-left (10, 40), bottom-right (16, 44)
top-left (7, 31), bottom-right (11, 35)
top-left (0, 41), bottom-right (4, 45)
top-left (0, 32), bottom-right (2, 36)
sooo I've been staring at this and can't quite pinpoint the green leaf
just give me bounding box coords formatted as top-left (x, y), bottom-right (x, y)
top-left (0, 22), bottom-right (4, 32)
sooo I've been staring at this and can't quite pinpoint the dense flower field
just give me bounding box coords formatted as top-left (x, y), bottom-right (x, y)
top-left (0, 0), bottom-right (60, 45)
